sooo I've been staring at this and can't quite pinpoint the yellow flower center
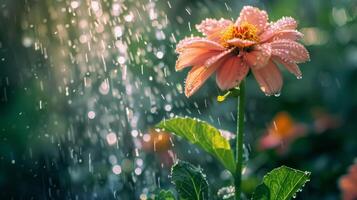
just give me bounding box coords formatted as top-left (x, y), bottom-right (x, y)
top-left (220, 22), bottom-right (259, 48)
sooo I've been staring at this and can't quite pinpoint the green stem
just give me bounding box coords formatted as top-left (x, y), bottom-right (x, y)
top-left (235, 80), bottom-right (245, 200)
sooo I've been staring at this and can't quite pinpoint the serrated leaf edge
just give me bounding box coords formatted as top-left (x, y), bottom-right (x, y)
top-left (252, 165), bottom-right (311, 200)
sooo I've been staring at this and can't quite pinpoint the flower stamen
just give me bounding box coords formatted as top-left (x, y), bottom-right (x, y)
top-left (220, 22), bottom-right (259, 48)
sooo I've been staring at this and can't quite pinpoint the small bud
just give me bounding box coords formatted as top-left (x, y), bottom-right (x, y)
top-left (217, 95), bottom-right (226, 102)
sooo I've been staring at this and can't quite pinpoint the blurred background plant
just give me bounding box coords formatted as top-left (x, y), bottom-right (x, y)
top-left (0, 0), bottom-right (356, 199)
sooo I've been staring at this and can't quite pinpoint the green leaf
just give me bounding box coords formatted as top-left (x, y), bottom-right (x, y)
top-left (171, 161), bottom-right (209, 200)
top-left (156, 117), bottom-right (235, 173)
top-left (155, 190), bottom-right (176, 200)
top-left (252, 166), bottom-right (311, 200)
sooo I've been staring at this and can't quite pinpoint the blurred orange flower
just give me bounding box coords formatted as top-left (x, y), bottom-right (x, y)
top-left (142, 129), bottom-right (172, 152)
top-left (141, 129), bottom-right (174, 168)
top-left (339, 163), bottom-right (357, 200)
top-left (259, 112), bottom-right (306, 152)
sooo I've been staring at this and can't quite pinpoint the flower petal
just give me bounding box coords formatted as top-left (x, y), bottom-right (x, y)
top-left (259, 133), bottom-right (281, 150)
top-left (251, 60), bottom-right (283, 96)
top-left (203, 49), bottom-right (234, 67)
top-left (266, 30), bottom-right (304, 42)
top-left (185, 61), bottom-right (225, 97)
top-left (274, 17), bottom-right (298, 29)
top-left (272, 56), bottom-right (302, 78)
top-left (196, 18), bottom-right (233, 42)
top-left (216, 57), bottom-right (249, 90)
top-left (227, 38), bottom-right (256, 48)
top-left (243, 43), bottom-right (271, 69)
top-left (196, 18), bottom-right (233, 36)
top-left (176, 37), bottom-right (201, 53)
top-left (176, 37), bottom-right (225, 53)
top-left (176, 49), bottom-right (220, 71)
top-left (270, 39), bottom-right (310, 63)
top-left (185, 50), bottom-right (233, 97)
top-left (260, 17), bottom-right (298, 41)
top-left (175, 37), bottom-right (226, 71)
top-left (235, 6), bottom-right (268, 34)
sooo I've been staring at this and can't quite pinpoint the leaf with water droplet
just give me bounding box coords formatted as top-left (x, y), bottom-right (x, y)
top-left (156, 117), bottom-right (235, 173)
top-left (252, 165), bottom-right (311, 200)
top-left (171, 161), bottom-right (209, 200)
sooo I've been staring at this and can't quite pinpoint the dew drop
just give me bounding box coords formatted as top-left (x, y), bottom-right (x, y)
top-left (87, 111), bottom-right (96, 119)
top-left (156, 51), bottom-right (164, 59)
top-left (265, 93), bottom-right (271, 97)
top-left (70, 1), bottom-right (80, 9)
top-left (112, 165), bottom-right (122, 175)
top-left (106, 132), bottom-right (117, 145)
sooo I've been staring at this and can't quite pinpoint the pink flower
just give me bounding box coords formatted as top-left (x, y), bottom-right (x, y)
top-left (312, 108), bottom-right (342, 133)
top-left (339, 163), bottom-right (357, 200)
top-left (258, 111), bottom-right (307, 153)
top-left (175, 6), bottom-right (310, 97)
